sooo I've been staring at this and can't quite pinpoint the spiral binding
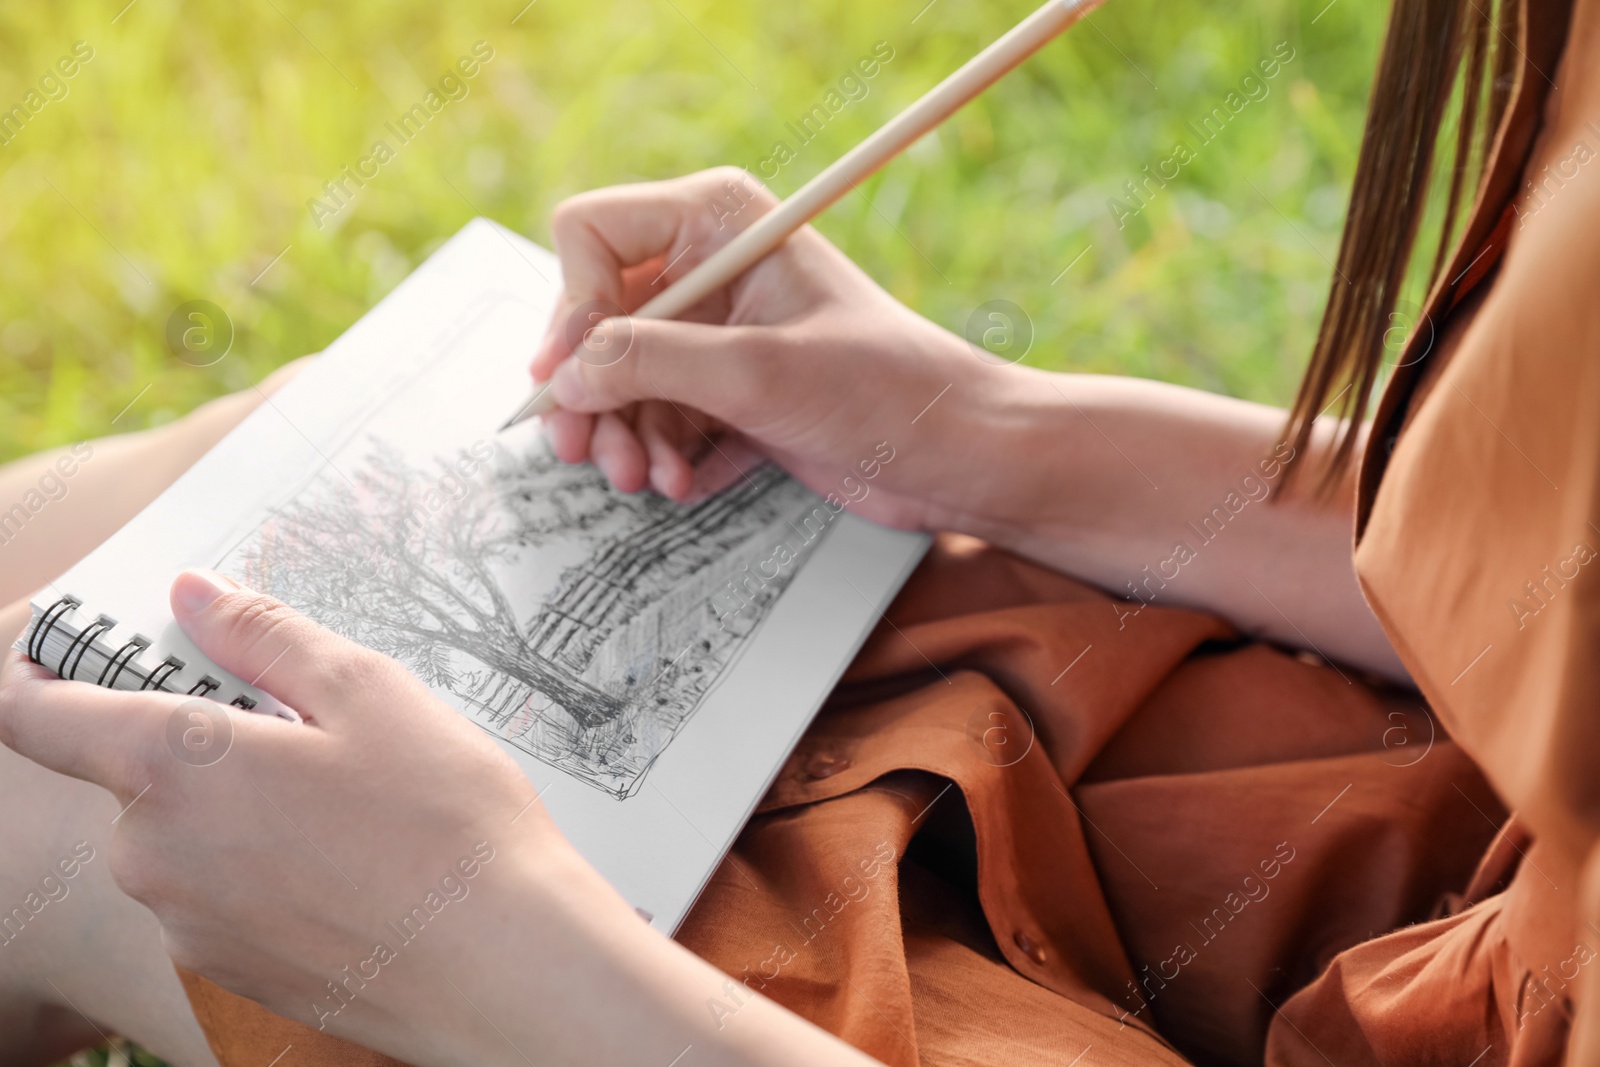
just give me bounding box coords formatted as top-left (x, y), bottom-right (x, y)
top-left (98, 635), bottom-right (149, 689)
top-left (27, 595), bottom-right (79, 664)
top-left (60, 616), bottom-right (115, 681)
top-left (141, 657), bottom-right (185, 692)
top-left (29, 593), bottom-right (263, 709)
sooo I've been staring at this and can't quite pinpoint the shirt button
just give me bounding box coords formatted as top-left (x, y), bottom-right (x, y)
top-left (803, 751), bottom-right (851, 780)
top-left (1013, 930), bottom-right (1047, 965)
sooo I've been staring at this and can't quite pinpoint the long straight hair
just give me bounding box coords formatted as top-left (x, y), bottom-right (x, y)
top-left (1280, 0), bottom-right (1519, 490)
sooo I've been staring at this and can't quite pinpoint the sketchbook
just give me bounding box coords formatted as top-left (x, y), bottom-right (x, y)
top-left (17, 219), bottom-right (928, 931)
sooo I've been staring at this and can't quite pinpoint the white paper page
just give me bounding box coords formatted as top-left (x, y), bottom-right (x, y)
top-left (36, 219), bottom-right (929, 930)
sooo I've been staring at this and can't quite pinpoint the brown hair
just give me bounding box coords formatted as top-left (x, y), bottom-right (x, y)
top-left (1281, 0), bottom-right (1518, 490)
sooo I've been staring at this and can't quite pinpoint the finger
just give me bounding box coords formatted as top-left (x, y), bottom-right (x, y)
top-left (684, 435), bottom-right (769, 504)
top-left (552, 168), bottom-right (772, 313)
top-left (0, 649), bottom-right (174, 794)
top-left (636, 405), bottom-right (694, 500)
top-left (170, 570), bottom-right (393, 715)
top-left (549, 317), bottom-right (773, 424)
top-left (590, 412), bottom-right (649, 493)
top-left (533, 289), bottom-right (614, 383)
top-left (535, 261), bottom-right (720, 384)
top-left (533, 169), bottom-right (775, 372)
top-left (543, 408), bottom-right (596, 464)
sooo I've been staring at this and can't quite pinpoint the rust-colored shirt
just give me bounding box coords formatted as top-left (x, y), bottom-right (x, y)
top-left (178, 1), bottom-right (1600, 1063)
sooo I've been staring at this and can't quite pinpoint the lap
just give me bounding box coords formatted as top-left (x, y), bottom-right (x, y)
top-left (153, 534), bottom-right (1536, 1067)
top-left (0, 738), bottom-right (215, 1066)
top-left (0, 436), bottom-right (1543, 1065)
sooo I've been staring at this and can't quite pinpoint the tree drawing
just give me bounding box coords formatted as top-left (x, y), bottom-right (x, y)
top-left (227, 437), bottom-right (827, 798)
top-left (235, 440), bottom-right (629, 726)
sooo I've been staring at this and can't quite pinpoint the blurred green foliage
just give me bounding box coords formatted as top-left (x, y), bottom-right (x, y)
top-left (7, 0), bottom-right (1387, 1061)
top-left (0, 0), bottom-right (1384, 467)
top-left (55, 1044), bottom-right (169, 1067)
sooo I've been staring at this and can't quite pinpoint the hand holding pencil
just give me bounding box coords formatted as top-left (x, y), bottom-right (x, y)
top-left (527, 0), bottom-right (1101, 508)
top-left (528, 166), bottom-right (999, 527)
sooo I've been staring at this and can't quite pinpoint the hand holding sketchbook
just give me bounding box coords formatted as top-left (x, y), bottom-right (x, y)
top-left (16, 220), bottom-right (927, 930)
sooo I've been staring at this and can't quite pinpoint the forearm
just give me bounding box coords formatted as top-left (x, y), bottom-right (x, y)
top-left (410, 851), bottom-right (876, 1067)
top-left (915, 365), bottom-right (1406, 682)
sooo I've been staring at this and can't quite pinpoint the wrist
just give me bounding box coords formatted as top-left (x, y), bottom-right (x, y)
top-left (400, 840), bottom-right (873, 1067)
top-left (303, 827), bottom-right (639, 1066)
top-left (908, 353), bottom-right (1077, 547)
top-left (454, 842), bottom-right (644, 1060)
top-left (409, 838), bottom-right (683, 1066)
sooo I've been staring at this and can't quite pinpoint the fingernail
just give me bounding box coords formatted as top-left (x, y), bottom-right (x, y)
top-left (551, 362), bottom-right (591, 409)
top-left (173, 569), bottom-right (240, 615)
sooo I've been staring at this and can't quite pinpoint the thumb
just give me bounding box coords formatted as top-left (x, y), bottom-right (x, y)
top-left (548, 317), bottom-right (774, 424)
top-left (170, 569), bottom-right (390, 716)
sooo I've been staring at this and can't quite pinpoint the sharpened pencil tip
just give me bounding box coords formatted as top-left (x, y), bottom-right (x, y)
top-left (500, 382), bottom-right (557, 430)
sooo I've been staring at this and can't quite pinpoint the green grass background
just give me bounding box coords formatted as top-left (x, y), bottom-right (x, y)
top-left (1, 0), bottom-right (1385, 1061)
top-left (0, 0), bottom-right (1386, 467)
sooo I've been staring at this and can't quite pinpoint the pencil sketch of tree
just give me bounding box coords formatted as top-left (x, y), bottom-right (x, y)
top-left (226, 436), bottom-right (830, 798)
top-left (234, 440), bottom-right (625, 725)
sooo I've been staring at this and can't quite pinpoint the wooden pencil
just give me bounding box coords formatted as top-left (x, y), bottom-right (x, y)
top-left (509, 0), bottom-right (1103, 425)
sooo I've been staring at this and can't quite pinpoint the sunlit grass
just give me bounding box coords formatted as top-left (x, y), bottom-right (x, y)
top-left (1, 0), bottom-right (1383, 466)
top-left (3, 0), bottom-right (1386, 1061)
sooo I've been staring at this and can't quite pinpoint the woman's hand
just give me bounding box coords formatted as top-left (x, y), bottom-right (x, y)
top-left (0, 569), bottom-right (602, 1060)
top-left (0, 570), bottom-right (877, 1066)
top-left (531, 166), bottom-right (1019, 531)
